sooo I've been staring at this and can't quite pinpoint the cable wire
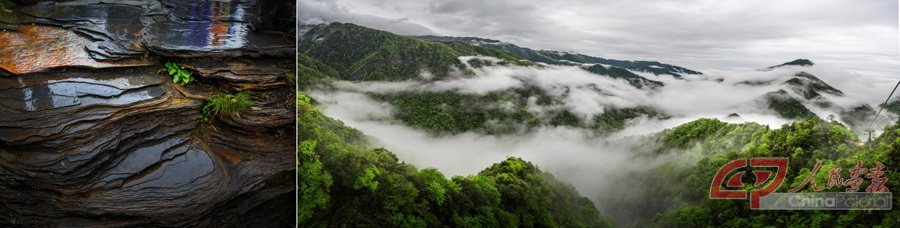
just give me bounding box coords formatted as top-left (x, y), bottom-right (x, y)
top-left (867, 80), bottom-right (900, 131)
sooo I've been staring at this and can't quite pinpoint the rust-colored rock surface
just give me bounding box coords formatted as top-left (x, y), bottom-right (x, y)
top-left (0, 26), bottom-right (151, 74)
top-left (0, 0), bottom-right (295, 227)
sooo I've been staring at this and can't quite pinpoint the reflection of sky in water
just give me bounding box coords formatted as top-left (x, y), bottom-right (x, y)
top-left (124, 146), bottom-right (215, 190)
top-left (0, 82), bottom-right (164, 112)
top-left (12, 85), bottom-right (79, 111)
top-left (98, 137), bottom-right (190, 185)
top-left (185, 1), bottom-right (248, 48)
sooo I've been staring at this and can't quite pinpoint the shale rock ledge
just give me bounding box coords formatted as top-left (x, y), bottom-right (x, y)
top-left (0, 0), bottom-right (295, 227)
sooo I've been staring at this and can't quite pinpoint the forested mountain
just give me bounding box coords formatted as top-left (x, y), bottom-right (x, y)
top-left (581, 64), bottom-right (663, 89)
top-left (767, 58), bottom-right (815, 69)
top-left (412, 35), bottom-right (703, 77)
top-left (300, 23), bottom-right (664, 89)
top-left (298, 23), bottom-right (530, 81)
top-left (738, 60), bottom-right (878, 131)
top-left (298, 22), bottom-right (897, 227)
top-left (607, 117), bottom-right (900, 227)
top-left (299, 23), bottom-right (884, 138)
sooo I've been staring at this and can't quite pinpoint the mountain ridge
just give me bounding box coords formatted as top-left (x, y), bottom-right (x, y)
top-left (412, 35), bottom-right (703, 77)
top-left (300, 22), bottom-right (887, 139)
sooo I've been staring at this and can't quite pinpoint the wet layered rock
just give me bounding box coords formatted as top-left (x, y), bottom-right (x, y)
top-left (181, 58), bottom-right (293, 90)
top-left (0, 0), bottom-right (294, 227)
top-left (0, 25), bottom-right (151, 74)
top-left (144, 0), bottom-right (293, 58)
top-left (17, 1), bottom-right (161, 61)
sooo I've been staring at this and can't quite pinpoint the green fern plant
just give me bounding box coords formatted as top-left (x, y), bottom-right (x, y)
top-left (158, 62), bottom-right (195, 85)
top-left (197, 92), bottom-right (254, 123)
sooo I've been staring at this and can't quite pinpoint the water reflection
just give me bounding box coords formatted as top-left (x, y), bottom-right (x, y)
top-left (147, 0), bottom-right (291, 53)
top-left (0, 84), bottom-right (79, 111)
top-left (180, 1), bottom-right (247, 48)
top-left (0, 71), bottom-right (163, 91)
top-left (123, 144), bottom-right (216, 190)
top-left (0, 82), bottom-right (164, 112)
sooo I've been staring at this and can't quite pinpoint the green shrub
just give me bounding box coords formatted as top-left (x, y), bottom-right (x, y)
top-left (197, 92), bottom-right (254, 122)
top-left (158, 62), bottom-right (195, 85)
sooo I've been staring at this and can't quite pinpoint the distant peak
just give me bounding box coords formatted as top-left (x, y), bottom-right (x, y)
top-left (769, 59), bottom-right (814, 69)
top-left (784, 59), bottom-right (814, 66)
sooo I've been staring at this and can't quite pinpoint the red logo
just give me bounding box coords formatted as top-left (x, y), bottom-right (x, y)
top-left (709, 158), bottom-right (789, 209)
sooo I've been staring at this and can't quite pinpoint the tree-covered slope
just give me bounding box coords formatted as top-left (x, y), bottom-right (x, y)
top-left (410, 36), bottom-right (565, 65)
top-left (372, 89), bottom-right (663, 136)
top-left (607, 117), bottom-right (899, 227)
top-left (297, 52), bottom-right (338, 89)
top-left (764, 89), bottom-right (818, 120)
top-left (582, 64), bottom-right (663, 89)
top-left (298, 23), bottom-right (530, 81)
top-left (298, 93), bottom-right (613, 227)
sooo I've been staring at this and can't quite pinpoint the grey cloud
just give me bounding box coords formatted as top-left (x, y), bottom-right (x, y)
top-left (298, 0), bottom-right (900, 104)
top-left (297, 0), bottom-right (436, 35)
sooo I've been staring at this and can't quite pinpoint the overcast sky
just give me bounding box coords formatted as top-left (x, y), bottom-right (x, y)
top-left (299, 0), bottom-right (899, 79)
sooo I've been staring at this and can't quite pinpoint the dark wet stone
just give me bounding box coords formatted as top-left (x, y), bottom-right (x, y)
top-left (0, 83), bottom-right (83, 111)
top-left (19, 2), bottom-right (149, 61)
top-left (221, 105), bottom-right (293, 133)
top-left (183, 58), bottom-right (291, 83)
top-left (144, 0), bottom-right (292, 58)
top-left (161, 0), bottom-right (256, 22)
top-left (0, 70), bottom-right (164, 90)
top-left (144, 20), bottom-right (293, 57)
top-left (86, 41), bottom-right (146, 61)
top-left (0, 71), bottom-right (163, 112)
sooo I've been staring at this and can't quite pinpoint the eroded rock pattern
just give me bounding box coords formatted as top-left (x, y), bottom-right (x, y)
top-left (0, 25), bottom-right (152, 74)
top-left (0, 0), bottom-right (294, 227)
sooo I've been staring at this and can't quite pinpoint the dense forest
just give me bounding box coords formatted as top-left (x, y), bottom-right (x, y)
top-left (298, 23), bottom-right (530, 81)
top-left (581, 64), bottom-right (663, 89)
top-left (370, 90), bottom-right (663, 136)
top-left (298, 93), bottom-right (613, 227)
top-left (607, 117), bottom-right (900, 227)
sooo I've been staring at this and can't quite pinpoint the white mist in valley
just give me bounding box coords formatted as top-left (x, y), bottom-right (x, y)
top-left (307, 56), bottom-right (897, 224)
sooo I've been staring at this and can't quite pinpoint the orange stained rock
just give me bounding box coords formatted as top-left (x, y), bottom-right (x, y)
top-left (215, 147), bottom-right (242, 164)
top-left (169, 98), bottom-right (193, 105)
top-left (0, 26), bottom-right (151, 75)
